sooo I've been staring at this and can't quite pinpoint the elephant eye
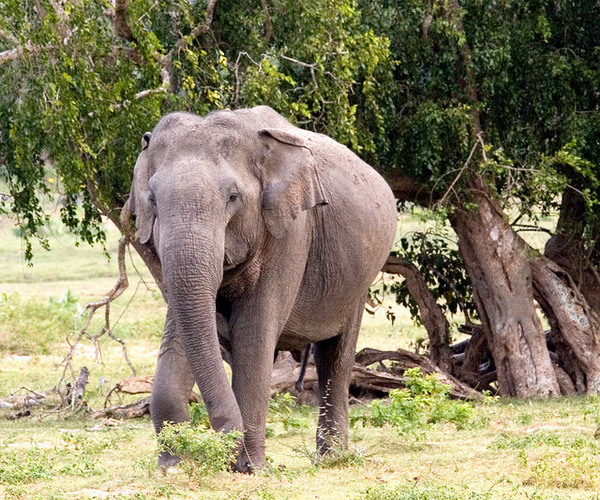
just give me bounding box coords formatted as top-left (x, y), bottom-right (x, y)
top-left (148, 190), bottom-right (156, 207)
top-left (228, 192), bottom-right (239, 203)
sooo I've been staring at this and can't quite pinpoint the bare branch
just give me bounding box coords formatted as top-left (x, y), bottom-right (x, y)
top-left (260, 0), bottom-right (273, 42)
top-left (280, 55), bottom-right (319, 89)
top-left (280, 55), bottom-right (317, 69)
top-left (435, 133), bottom-right (483, 207)
top-left (56, 236), bottom-right (135, 398)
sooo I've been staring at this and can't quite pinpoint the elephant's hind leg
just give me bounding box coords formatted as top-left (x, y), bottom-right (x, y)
top-left (313, 298), bottom-right (365, 454)
top-left (151, 309), bottom-right (196, 468)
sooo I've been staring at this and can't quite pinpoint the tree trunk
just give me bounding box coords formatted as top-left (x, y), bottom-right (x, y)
top-left (449, 178), bottom-right (559, 397)
top-left (544, 187), bottom-right (600, 312)
top-left (530, 254), bottom-right (600, 394)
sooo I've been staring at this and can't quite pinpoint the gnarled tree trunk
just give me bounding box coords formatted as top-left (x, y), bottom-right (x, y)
top-left (449, 178), bottom-right (560, 397)
top-left (530, 254), bottom-right (600, 394)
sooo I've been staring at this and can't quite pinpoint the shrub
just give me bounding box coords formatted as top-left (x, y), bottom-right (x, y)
top-left (353, 368), bottom-right (478, 440)
top-left (158, 422), bottom-right (241, 479)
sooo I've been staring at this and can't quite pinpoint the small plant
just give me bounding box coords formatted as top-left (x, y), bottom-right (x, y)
top-left (189, 402), bottom-right (211, 429)
top-left (133, 453), bottom-right (158, 478)
top-left (267, 393), bottom-right (309, 434)
top-left (313, 446), bottom-right (368, 469)
top-left (158, 422), bottom-right (242, 480)
top-left (293, 439), bottom-right (368, 469)
top-left (515, 412), bottom-right (534, 425)
top-left (353, 368), bottom-right (478, 442)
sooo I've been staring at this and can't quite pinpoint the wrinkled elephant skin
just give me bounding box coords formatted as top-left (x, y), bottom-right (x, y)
top-left (128, 106), bottom-right (397, 472)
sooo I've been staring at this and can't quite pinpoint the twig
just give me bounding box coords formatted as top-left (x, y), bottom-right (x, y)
top-left (436, 133), bottom-right (483, 207)
top-left (10, 386), bottom-right (47, 399)
top-left (233, 52), bottom-right (261, 106)
top-left (56, 235), bottom-right (135, 400)
top-left (280, 55), bottom-right (319, 90)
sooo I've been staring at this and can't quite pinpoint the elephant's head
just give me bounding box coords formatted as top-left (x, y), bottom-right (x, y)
top-left (129, 107), bottom-right (327, 433)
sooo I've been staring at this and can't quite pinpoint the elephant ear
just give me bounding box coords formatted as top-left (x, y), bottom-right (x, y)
top-left (259, 128), bottom-right (328, 238)
top-left (129, 132), bottom-right (155, 245)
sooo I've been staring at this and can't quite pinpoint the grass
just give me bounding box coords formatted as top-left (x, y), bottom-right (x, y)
top-left (3, 212), bottom-right (597, 500)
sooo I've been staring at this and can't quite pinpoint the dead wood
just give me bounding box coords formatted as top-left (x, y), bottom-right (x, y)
top-left (90, 397), bottom-right (150, 420)
top-left (74, 367), bottom-right (90, 402)
top-left (103, 375), bottom-right (201, 409)
top-left (271, 348), bottom-right (482, 403)
top-left (0, 387), bottom-right (47, 419)
top-left (353, 348), bottom-right (481, 400)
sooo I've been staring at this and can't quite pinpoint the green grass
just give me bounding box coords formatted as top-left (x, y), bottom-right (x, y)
top-left (3, 212), bottom-right (596, 500)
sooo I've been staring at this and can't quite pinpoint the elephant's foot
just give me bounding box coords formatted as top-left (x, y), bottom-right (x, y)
top-left (316, 428), bottom-right (346, 456)
top-left (234, 449), bottom-right (266, 474)
top-left (158, 450), bottom-right (181, 470)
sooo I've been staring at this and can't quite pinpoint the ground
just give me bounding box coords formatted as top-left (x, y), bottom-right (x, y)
top-left (2, 211), bottom-right (598, 500)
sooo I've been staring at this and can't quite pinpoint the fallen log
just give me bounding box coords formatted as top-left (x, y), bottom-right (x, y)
top-left (90, 397), bottom-right (151, 419)
top-left (353, 348), bottom-right (482, 400)
top-left (271, 348), bottom-right (482, 402)
top-left (0, 387), bottom-right (48, 419)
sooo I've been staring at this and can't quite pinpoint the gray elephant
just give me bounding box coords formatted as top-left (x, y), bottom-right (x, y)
top-left (128, 106), bottom-right (396, 472)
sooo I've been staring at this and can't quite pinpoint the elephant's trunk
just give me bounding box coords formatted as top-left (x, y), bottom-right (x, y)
top-left (162, 227), bottom-right (243, 433)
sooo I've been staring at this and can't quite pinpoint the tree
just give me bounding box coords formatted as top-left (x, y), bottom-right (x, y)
top-left (0, 0), bottom-right (393, 285)
top-left (362, 0), bottom-right (600, 395)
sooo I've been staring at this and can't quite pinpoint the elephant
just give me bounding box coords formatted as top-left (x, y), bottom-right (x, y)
top-left (128, 105), bottom-right (397, 472)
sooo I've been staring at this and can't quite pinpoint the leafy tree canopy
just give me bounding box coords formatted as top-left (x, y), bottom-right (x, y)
top-left (0, 0), bottom-right (394, 259)
top-left (1, 0), bottom-right (599, 261)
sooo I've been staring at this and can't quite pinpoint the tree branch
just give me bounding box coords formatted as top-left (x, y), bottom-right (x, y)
top-left (260, 0), bottom-right (273, 42)
top-left (169, 0), bottom-right (218, 57)
top-left (56, 236), bottom-right (136, 403)
top-left (114, 0), bottom-right (135, 41)
top-left (382, 256), bottom-right (453, 372)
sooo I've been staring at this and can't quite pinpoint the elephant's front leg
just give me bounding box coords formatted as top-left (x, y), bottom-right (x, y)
top-left (229, 313), bottom-right (280, 473)
top-left (228, 221), bottom-right (310, 472)
top-left (151, 308), bottom-right (196, 468)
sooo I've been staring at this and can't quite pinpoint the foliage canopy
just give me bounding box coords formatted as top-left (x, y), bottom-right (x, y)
top-left (2, 0), bottom-right (599, 255)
